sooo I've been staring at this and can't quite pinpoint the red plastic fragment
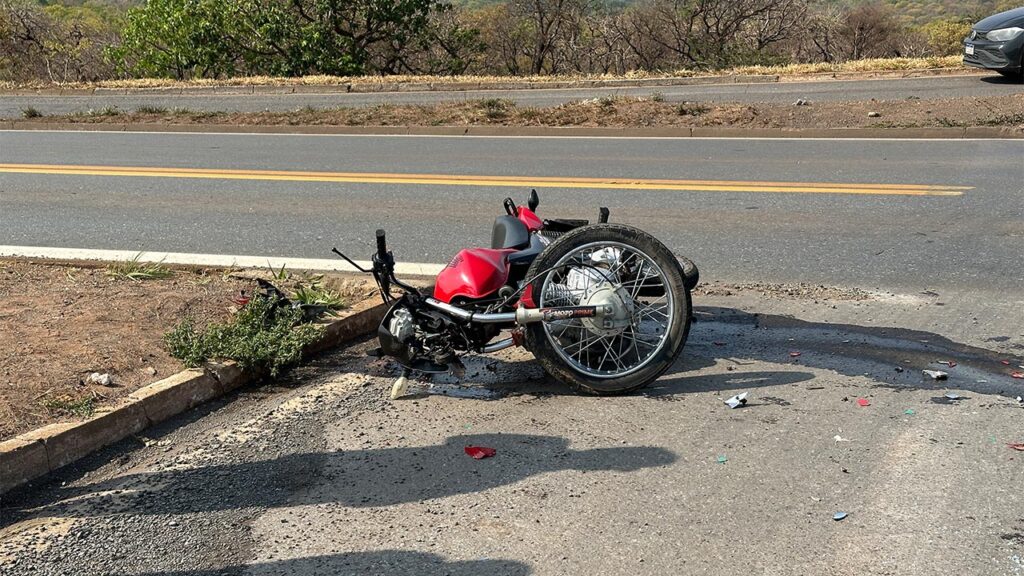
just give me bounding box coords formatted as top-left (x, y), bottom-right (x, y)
top-left (1002, 360), bottom-right (1012, 365)
top-left (857, 398), bottom-right (870, 407)
top-left (938, 360), bottom-right (957, 368)
top-left (232, 292), bottom-right (251, 306)
top-left (789, 352), bottom-right (802, 358)
top-left (464, 446), bottom-right (497, 459)
top-left (1008, 443), bottom-right (1024, 452)
top-left (1012, 372), bottom-right (1024, 380)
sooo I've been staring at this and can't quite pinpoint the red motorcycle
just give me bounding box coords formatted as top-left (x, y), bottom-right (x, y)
top-left (334, 191), bottom-right (697, 398)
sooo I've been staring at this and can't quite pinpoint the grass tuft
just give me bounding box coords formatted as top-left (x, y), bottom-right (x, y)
top-left (136, 105), bottom-right (168, 114)
top-left (41, 395), bottom-right (95, 418)
top-left (291, 275), bottom-right (349, 313)
top-left (164, 294), bottom-right (324, 376)
top-left (106, 254), bottom-right (174, 281)
top-left (21, 106), bottom-right (43, 118)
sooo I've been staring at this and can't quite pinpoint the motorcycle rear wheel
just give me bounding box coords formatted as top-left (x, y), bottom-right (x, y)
top-left (523, 224), bottom-right (691, 395)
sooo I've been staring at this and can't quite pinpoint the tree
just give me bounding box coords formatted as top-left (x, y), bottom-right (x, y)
top-left (107, 0), bottom-right (450, 79)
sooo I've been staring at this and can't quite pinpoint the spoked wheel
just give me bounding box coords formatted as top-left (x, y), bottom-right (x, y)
top-left (524, 224), bottom-right (692, 395)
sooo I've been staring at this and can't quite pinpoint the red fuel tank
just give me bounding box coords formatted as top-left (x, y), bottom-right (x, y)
top-left (433, 248), bottom-right (515, 303)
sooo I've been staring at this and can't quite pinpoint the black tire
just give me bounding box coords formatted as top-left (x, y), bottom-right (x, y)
top-left (678, 255), bottom-right (700, 291)
top-left (523, 224), bottom-right (692, 395)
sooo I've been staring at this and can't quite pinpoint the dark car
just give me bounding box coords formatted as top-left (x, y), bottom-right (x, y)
top-left (964, 6), bottom-right (1024, 79)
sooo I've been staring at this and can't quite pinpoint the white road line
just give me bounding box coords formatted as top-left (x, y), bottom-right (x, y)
top-left (3, 129), bottom-right (1022, 142)
top-left (0, 245), bottom-right (446, 276)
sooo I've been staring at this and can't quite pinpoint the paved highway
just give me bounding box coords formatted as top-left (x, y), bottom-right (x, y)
top-left (1, 130), bottom-right (1022, 295)
top-left (3, 74), bottom-right (1022, 118)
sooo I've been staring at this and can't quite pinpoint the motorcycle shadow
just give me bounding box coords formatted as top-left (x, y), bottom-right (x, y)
top-left (21, 433), bottom-right (676, 519)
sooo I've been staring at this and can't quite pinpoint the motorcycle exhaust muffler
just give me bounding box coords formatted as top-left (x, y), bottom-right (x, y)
top-left (424, 298), bottom-right (611, 325)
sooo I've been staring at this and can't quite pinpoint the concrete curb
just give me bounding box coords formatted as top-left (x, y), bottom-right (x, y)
top-left (0, 295), bottom-right (389, 495)
top-left (5, 121), bottom-right (1023, 139)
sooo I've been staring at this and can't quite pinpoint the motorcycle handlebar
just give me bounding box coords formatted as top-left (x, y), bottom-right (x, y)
top-left (375, 229), bottom-right (388, 259)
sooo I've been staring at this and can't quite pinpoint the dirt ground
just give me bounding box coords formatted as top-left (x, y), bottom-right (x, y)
top-left (18, 92), bottom-right (1024, 131)
top-left (0, 260), bottom-right (254, 441)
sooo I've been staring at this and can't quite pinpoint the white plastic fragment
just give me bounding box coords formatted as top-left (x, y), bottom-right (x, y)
top-left (833, 435), bottom-right (851, 443)
top-left (86, 372), bottom-right (113, 386)
top-left (725, 392), bottom-right (748, 409)
top-left (922, 369), bottom-right (948, 381)
top-left (944, 392), bottom-right (963, 400)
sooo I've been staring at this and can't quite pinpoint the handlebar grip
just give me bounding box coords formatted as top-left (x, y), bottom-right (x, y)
top-left (375, 229), bottom-right (388, 258)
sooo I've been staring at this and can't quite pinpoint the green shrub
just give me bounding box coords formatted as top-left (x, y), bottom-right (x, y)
top-left (164, 294), bottom-right (324, 377)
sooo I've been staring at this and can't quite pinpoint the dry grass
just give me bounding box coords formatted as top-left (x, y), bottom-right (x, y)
top-left (0, 56), bottom-right (966, 91)
top-left (21, 91), bottom-right (1024, 131)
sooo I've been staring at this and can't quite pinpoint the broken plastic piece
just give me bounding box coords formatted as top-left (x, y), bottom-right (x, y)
top-left (1001, 360), bottom-right (1011, 365)
top-left (716, 455), bottom-right (728, 464)
top-left (937, 360), bottom-right (957, 368)
top-left (833, 435), bottom-right (850, 443)
top-left (833, 512), bottom-right (848, 521)
top-left (904, 409), bottom-right (915, 415)
top-left (464, 446), bottom-right (497, 459)
top-left (944, 392), bottom-right (963, 400)
top-left (86, 372), bottom-right (113, 386)
top-left (789, 351), bottom-right (802, 358)
top-left (922, 370), bottom-right (948, 381)
top-left (725, 392), bottom-right (748, 409)
top-left (1012, 372), bottom-right (1024, 380)
top-left (390, 373), bottom-right (411, 400)
top-left (1007, 443), bottom-right (1024, 452)
top-left (857, 398), bottom-right (870, 407)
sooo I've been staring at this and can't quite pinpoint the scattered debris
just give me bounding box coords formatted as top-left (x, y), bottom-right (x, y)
top-left (1016, 396), bottom-right (1022, 404)
top-left (833, 435), bottom-right (851, 443)
top-left (464, 446), bottom-right (496, 460)
top-left (944, 392), bottom-right (964, 401)
top-left (867, 111), bottom-right (881, 118)
top-left (1001, 360), bottom-right (1011, 365)
top-left (1012, 372), bottom-right (1024, 380)
top-left (86, 372), bottom-right (114, 386)
top-left (725, 392), bottom-right (748, 409)
top-left (904, 409), bottom-right (916, 415)
top-left (789, 351), bottom-right (802, 358)
top-left (936, 360), bottom-right (957, 368)
top-left (793, 99), bottom-right (811, 106)
top-left (716, 455), bottom-right (728, 464)
top-left (857, 398), bottom-right (870, 407)
top-left (923, 370), bottom-right (948, 381)
top-left (833, 512), bottom-right (848, 521)
top-left (1008, 443), bottom-right (1024, 452)
top-left (894, 366), bottom-right (904, 373)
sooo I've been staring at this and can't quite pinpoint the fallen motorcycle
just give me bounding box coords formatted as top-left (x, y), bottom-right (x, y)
top-left (333, 190), bottom-right (698, 398)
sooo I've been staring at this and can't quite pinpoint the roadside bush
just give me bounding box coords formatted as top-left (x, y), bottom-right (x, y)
top-left (920, 17), bottom-right (972, 56)
top-left (164, 294), bottom-right (324, 376)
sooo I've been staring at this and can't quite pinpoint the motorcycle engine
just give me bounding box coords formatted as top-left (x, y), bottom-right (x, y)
top-left (378, 301), bottom-right (475, 372)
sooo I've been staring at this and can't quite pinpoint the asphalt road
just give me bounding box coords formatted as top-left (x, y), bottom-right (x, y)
top-left (3, 73), bottom-right (1023, 118)
top-left (1, 130), bottom-right (1022, 296)
top-left (2, 290), bottom-right (1023, 576)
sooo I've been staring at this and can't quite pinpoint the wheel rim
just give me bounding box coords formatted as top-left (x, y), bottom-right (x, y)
top-left (539, 241), bottom-right (675, 379)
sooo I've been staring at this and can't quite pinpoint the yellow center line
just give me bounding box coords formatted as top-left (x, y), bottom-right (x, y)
top-left (0, 163), bottom-right (970, 196)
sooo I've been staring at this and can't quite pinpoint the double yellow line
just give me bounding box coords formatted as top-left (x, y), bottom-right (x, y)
top-left (0, 163), bottom-right (970, 196)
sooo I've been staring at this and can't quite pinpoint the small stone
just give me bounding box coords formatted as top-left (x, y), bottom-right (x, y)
top-left (145, 366), bottom-right (157, 376)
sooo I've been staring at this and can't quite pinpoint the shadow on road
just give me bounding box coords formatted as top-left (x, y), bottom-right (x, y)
top-left (978, 74), bottom-right (1024, 85)
top-left (115, 551), bottom-right (531, 576)
top-left (29, 434), bottom-right (674, 519)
